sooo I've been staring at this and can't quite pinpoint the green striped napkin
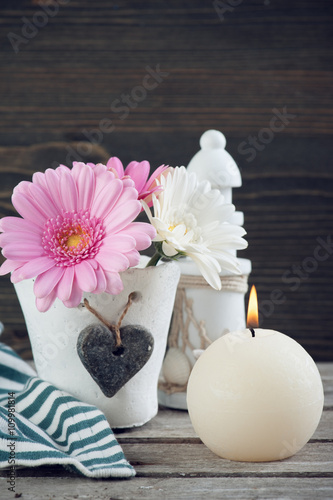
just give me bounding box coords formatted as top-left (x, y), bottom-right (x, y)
top-left (0, 343), bottom-right (135, 478)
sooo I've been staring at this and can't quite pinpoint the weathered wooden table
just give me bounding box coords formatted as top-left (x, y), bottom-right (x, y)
top-left (1, 363), bottom-right (332, 500)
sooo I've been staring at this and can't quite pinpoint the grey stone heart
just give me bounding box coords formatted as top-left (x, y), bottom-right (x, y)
top-left (77, 323), bottom-right (154, 397)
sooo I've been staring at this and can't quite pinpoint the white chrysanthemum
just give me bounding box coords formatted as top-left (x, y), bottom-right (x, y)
top-left (142, 166), bottom-right (248, 290)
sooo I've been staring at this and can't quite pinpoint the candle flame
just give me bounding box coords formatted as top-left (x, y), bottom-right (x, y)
top-left (247, 285), bottom-right (259, 328)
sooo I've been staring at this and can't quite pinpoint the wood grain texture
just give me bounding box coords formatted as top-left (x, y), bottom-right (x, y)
top-left (1, 477), bottom-right (333, 500)
top-left (0, 0), bottom-right (332, 359)
top-left (115, 408), bottom-right (333, 442)
top-left (0, 363), bottom-right (332, 499)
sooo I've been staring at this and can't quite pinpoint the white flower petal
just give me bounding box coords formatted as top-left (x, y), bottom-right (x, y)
top-left (162, 241), bottom-right (178, 257)
top-left (189, 253), bottom-right (222, 290)
top-left (149, 166), bottom-right (248, 286)
top-left (171, 224), bottom-right (187, 238)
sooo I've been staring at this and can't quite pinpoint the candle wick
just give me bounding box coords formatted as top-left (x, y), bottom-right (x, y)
top-left (250, 328), bottom-right (255, 337)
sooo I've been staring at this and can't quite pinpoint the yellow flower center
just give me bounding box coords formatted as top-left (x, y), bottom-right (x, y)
top-left (66, 234), bottom-right (83, 248)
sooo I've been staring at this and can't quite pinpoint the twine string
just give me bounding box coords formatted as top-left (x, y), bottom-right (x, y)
top-left (178, 274), bottom-right (248, 292)
top-left (83, 298), bottom-right (112, 329)
top-left (83, 292), bottom-right (137, 347)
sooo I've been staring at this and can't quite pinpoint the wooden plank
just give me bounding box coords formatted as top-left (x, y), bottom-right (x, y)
top-left (1, 477), bottom-right (333, 500)
top-left (120, 442), bottom-right (333, 476)
top-left (116, 408), bottom-right (197, 440)
top-left (116, 407), bottom-right (333, 441)
top-left (5, 442), bottom-right (332, 478)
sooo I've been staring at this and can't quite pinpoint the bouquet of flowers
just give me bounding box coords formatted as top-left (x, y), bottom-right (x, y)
top-left (0, 157), bottom-right (247, 312)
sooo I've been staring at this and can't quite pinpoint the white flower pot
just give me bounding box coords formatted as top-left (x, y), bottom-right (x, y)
top-left (14, 259), bottom-right (180, 428)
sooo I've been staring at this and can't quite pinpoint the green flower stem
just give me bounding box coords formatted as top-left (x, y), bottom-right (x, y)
top-left (146, 251), bottom-right (163, 267)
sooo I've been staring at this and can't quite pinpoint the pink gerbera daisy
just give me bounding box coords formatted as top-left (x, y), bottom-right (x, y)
top-left (0, 163), bottom-right (155, 312)
top-left (101, 157), bottom-right (168, 206)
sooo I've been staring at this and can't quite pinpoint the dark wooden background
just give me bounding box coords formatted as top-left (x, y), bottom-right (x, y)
top-left (0, 0), bottom-right (332, 360)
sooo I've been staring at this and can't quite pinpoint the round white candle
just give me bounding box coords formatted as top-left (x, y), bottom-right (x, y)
top-left (187, 328), bottom-right (324, 462)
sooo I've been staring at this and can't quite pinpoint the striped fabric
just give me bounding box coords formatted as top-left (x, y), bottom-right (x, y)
top-left (0, 343), bottom-right (135, 478)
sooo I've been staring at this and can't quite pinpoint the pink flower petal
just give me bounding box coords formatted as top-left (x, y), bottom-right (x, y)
top-left (88, 259), bottom-right (98, 270)
top-left (58, 168), bottom-right (78, 212)
top-left (0, 230), bottom-right (42, 247)
top-left (139, 185), bottom-right (163, 207)
top-left (34, 266), bottom-right (65, 298)
top-left (0, 216), bottom-right (42, 235)
top-left (32, 171), bottom-right (48, 190)
top-left (63, 278), bottom-right (83, 308)
top-left (139, 185), bottom-right (162, 198)
top-left (104, 271), bottom-right (124, 295)
top-left (106, 157), bottom-right (125, 177)
top-left (140, 164), bottom-right (168, 206)
top-left (11, 192), bottom-right (47, 227)
top-left (11, 256), bottom-right (54, 282)
top-left (145, 164), bottom-right (168, 189)
top-left (57, 164), bottom-right (71, 175)
top-left (28, 183), bottom-right (59, 219)
top-left (36, 289), bottom-right (57, 312)
top-left (0, 259), bottom-right (25, 276)
top-left (71, 163), bottom-right (96, 210)
top-left (44, 168), bottom-right (64, 212)
top-left (74, 260), bottom-right (97, 292)
top-left (92, 163), bottom-right (108, 177)
top-left (13, 181), bottom-right (32, 197)
top-left (72, 162), bottom-right (88, 169)
top-left (95, 248), bottom-right (129, 273)
top-left (124, 249), bottom-right (140, 267)
top-left (90, 178), bottom-right (123, 219)
top-left (114, 186), bottom-right (139, 207)
top-left (122, 177), bottom-right (136, 188)
top-left (104, 200), bottom-right (141, 233)
top-left (124, 161), bottom-right (150, 193)
top-left (13, 183), bottom-right (57, 224)
top-left (93, 168), bottom-right (117, 205)
top-left (118, 222), bottom-right (156, 250)
top-left (3, 243), bottom-right (44, 260)
top-left (101, 234), bottom-right (136, 252)
top-left (92, 265), bottom-right (107, 294)
top-left (57, 266), bottom-right (75, 301)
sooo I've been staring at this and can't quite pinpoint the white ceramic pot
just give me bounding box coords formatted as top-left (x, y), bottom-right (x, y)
top-left (14, 259), bottom-right (180, 428)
